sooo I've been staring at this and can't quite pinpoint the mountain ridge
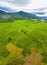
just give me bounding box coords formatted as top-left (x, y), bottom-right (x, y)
top-left (0, 10), bottom-right (39, 19)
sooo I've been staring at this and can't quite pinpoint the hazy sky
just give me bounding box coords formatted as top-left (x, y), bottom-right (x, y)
top-left (0, 0), bottom-right (47, 16)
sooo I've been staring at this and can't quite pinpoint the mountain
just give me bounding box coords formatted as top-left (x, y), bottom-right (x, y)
top-left (0, 10), bottom-right (6, 14)
top-left (0, 10), bottom-right (39, 19)
top-left (0, 10), bottom-right (11, 19)
top-left (15, 11), bottom-right (39, 19)
top-left (39, 16), bottom-right (47, 20)
top-left (0, 10), bottom-right (41, 22)
top-left (32, 12), bottom-right (47, 20)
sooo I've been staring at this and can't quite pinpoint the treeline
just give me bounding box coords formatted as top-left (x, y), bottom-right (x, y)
top-left (0, 16), bottom-right (32, 22)
top-left (0, 16), bottom-right (16, 22)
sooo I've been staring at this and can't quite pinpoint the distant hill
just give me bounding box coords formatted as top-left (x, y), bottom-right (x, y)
top-left (14, 11), bottom-right (39, 19)
top-left (0, 10), bottom-right (39, 19)
top-left (0, 10), bottom-right (6, 14)
top-left (1, 10), bottom-right (46, 22)
top-left (0, 10), bottom-right (47, 20)
top-left (32, 12), bottom-right (47, 20)
top-left (39, 16), bottom-right (47, 20)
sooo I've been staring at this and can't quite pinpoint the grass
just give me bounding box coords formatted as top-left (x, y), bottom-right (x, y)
top-left (0, 20), bottom-right (47, 65)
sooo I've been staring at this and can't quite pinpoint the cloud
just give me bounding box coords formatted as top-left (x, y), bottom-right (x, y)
top-left (36, 13), bottom-right (47, 17)
top-left (0, 0), bottom-right (47, 10)
top-left (0, 0), bottom-right (30, 7)
top-left (0, 0), bottom-right (47, 17)
top-left (0, 1), bottom-right (17, 10)
top-left (0, 0), bottom-right (31, 11)
top-left (0, 6), bottom-right (17, 12)
top-left (33, 9), bottom-right (47, 17)
top-left (14, 0), bottom-right (30, 6)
